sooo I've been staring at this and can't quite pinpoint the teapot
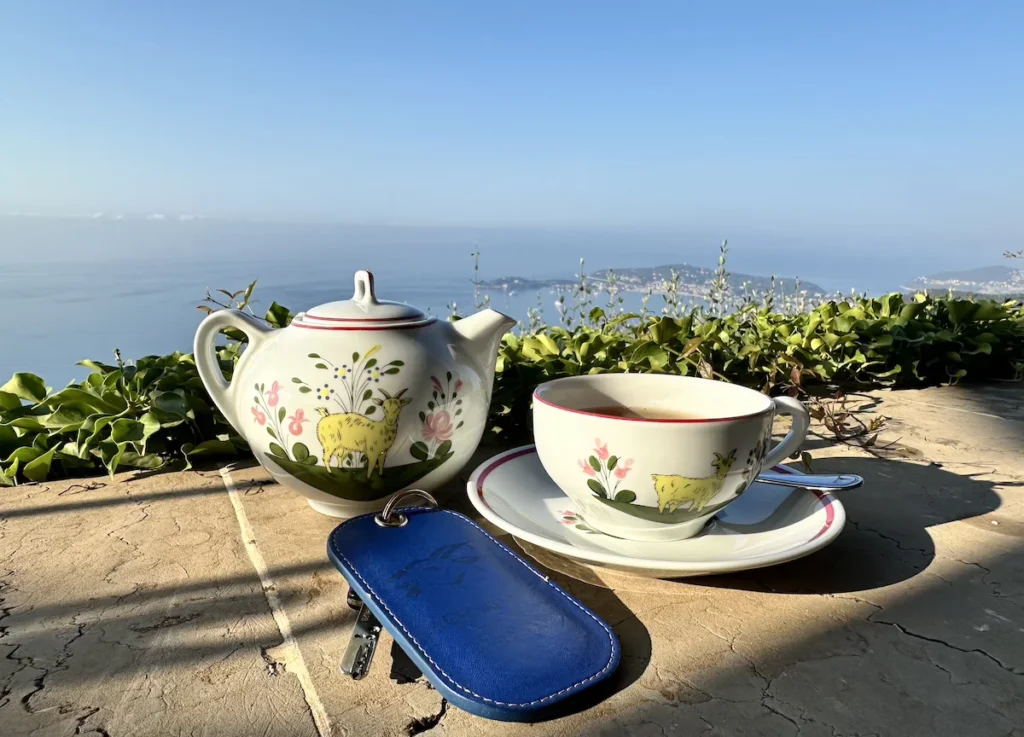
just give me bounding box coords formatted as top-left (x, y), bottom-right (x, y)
top-left (195, 270), bottom-right (515, 517)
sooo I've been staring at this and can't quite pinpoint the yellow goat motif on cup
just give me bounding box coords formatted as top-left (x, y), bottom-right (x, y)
top-left (315, 389), bottom-right (412, 479)
top-left (651, 449), bottom-right (737, 514)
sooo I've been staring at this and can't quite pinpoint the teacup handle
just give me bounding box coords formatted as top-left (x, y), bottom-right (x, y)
top-left (762, 397), bottom-right (811, 468)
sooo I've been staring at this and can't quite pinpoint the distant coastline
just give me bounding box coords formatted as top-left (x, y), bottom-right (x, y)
top-left (901, 265), bottom-right (1024, 299)
top-left (478, 263), bottom-right (827, 298)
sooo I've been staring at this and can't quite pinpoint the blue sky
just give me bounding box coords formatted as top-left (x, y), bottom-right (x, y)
top-left (1, 1), bottom-right (1022, 248)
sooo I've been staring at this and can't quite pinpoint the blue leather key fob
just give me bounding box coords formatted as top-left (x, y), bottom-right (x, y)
top-left (328, 506), bottom-right (620, 722)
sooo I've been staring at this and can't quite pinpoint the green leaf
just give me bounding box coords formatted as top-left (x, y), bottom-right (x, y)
top-left (2, 446), bottom-right (42, 466)
top-left (946, 299), bottom-right (978, 326)
top-left (292, 443), bottom-right (310, 461)
top-left (365, 405), bottom-right (376, 415)
top-left (1, 373), bottom-right (48, 402)
top-left (278, 406), bottom-right (286, 423)
top-left (607, 455), bottom-right (618, 470)
top-left (363, 389), bottom-right (373, 401)
top-left (299, 386), bottom-right (312, 393)
top-left (139, 412), bottom-right (162, 442)
top-left (614, 489), bottom-right (636, 503)
top-left (152, 391), bottom-right (189, 417)
top-left (40, 405), bottom-right (92, 430)
top-left (43, 387), bottom-right (127, 414)
top-left (265, 302), bottom-right (292, 328)
top-left (410, 441), bottom-right (429, 461)
top-left (267, 427), bottom-right (277, 440)
top-left (119, 451), bottom-right (165, 470)
top-left (587, 479), bottom-right (607, 498)
top-left (268, 442), bottom-right (288, 458)
top-left (110, 419), bottom-right (145, 444)
top-left (435, 440), bottom-right (453, 458)
top-left (315, 363), bottom-right (328, 369)
top-left (0, 391), bottom-right (23, 411)
top-left (588, 455), bottom-right (601, 472)
top-left (307, 353), bottom-right (321, 359)
top-left (630, 341), bottom-right (669, 370)
top-left (184, 439), bottom-right (240, 458)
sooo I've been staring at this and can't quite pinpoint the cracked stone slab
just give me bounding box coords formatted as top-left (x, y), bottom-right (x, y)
top-left (1, 384), bottom-right (1023, 736)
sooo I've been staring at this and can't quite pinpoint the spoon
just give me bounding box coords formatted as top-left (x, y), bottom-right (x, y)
top-left (756, 471), bottom-right (863, 492)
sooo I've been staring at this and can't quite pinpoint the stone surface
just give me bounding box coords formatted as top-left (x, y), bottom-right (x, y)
top-left (1, 385), bottom-right (1023, 736)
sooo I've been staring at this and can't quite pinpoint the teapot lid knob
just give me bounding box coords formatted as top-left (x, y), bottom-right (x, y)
top-left (293, 269), bottom-right (426, 325)
top-left (353, 270), bottom-right (379, 306)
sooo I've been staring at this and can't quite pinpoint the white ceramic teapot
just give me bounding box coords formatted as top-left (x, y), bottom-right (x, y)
top-left (195, 270), bottom-right (515, 517)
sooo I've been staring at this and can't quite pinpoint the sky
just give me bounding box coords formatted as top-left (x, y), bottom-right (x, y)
top-left (1, 1), bottom-right (1023, 251)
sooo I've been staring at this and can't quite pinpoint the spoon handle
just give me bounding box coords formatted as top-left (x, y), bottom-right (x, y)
top-left (756, 471), bottom-right (863, 492)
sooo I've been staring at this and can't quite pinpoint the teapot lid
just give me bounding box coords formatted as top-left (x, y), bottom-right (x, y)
top-left (293, 270), bottom-right (428, 328)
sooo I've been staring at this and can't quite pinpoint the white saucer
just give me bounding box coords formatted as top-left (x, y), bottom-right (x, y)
top-left (466, 446), bottom-right (846, 579)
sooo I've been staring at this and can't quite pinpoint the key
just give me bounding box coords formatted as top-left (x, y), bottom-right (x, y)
top-left (340, 601), bottom-right (382, 680)
top-left (346, 588), bottom-right (362, 611)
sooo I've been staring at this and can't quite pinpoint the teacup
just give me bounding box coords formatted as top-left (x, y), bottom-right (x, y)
top-left (533, 374), bottom-right (810, 542)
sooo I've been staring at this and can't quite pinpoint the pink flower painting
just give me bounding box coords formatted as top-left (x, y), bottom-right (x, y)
top-left (251, 406), bottom-right (267, 425)
top-left (266, 381), bottom-right (281, 407)
top-left (287, 409), bottom-right (309, 436)
top-left (614, 458), bottom-right (634, 479)
top-left (422, 411), bottom-right (453, 443)
top-left (578, 442), bottom-right (635, 502)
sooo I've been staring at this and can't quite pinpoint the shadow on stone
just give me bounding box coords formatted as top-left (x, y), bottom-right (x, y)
top-left (696, 454), bottom-right (1013, 594)
top-left (581, 541), bottom-right (1024, 736)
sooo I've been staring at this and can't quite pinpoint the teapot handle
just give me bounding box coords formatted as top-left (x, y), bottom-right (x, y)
top-left (194, 310), bottom-right (272, 429)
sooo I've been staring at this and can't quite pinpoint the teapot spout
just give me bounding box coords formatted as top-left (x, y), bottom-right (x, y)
top-left (452, 309), bottom-right (516, 379)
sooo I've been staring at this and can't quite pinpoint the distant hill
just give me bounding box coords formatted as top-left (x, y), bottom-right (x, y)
top-left (903, 265), bottom-right (1024, 297)
top-left (480, 263), bottom-right (825, 298)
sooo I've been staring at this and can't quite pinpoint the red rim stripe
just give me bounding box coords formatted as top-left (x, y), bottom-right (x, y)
top-left (305, 313), bottom-right (422, 322)
top-left (476, 447), bottom-right (537, 500)
top-left (477, 448), bottom-right (835, 542)
top-left (293, 318), bottom-right (436, 331)
top-left (532, 390), bottom-right (773, 424)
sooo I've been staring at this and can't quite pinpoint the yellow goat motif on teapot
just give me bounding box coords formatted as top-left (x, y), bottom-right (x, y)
top-left (316, 389), bottom-right (412, 479)
top-left (651, 449), bottom-right (737, 514)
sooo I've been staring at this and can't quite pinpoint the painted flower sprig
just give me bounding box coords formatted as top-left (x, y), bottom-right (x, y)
top-left (292, 345), bottom-right (403, 415)
top-left (578, 438), bottom-right (636, 503)
top-left (252, 380), bottom-right (310, 461)
top-left (406, 371), bottom-right (463, 463)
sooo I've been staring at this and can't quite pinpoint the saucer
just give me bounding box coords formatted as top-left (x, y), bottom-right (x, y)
top-left (466, 446), bottom-right (846, 579)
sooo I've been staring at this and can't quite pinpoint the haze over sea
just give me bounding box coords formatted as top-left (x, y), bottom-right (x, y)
top-left (0, 216), bottom-right (982, 386)
top-left (3, 4), bottom-right (1022, 385)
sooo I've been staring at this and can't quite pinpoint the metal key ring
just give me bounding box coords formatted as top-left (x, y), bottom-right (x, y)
top-left (374, 489), bottom-right (438, 528)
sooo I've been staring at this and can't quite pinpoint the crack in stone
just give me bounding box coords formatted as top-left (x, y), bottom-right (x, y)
top-left (875, 619), bottom-right (1024, 677)
top-left (131, 612), bottom-right (202, 633)
top-left (848, 521), bottom-right (930, 557)
top-left (760, 697), bottom-right (802, 734)
top-left (21, 621), bottom-right (87, 713)
top-left (95, 625), bottom-right (146, 653)
top-left (73, 706), bottom-right (111, 736)
top-left (404, 697), bottom-right (447, 736)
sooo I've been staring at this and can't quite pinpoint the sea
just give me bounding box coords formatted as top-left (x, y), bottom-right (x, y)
top-left (1, 217), bottom-right (934, 387)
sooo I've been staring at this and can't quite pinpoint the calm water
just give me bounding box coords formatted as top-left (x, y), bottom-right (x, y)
top-left (1, 218), bottom-right (927, 386)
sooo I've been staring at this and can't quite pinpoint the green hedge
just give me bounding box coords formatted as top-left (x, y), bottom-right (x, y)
top-left (2, 292), bottom-right (1021, 485)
